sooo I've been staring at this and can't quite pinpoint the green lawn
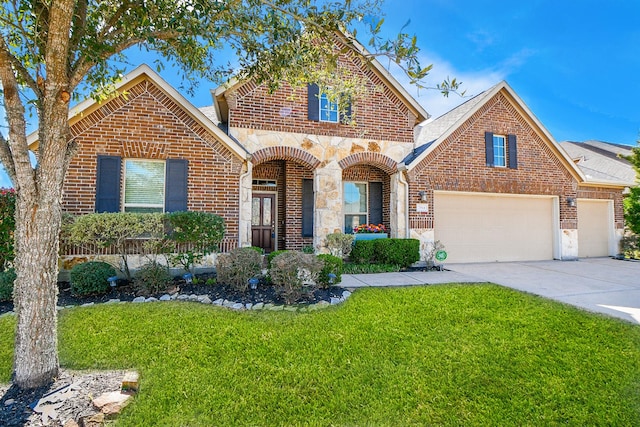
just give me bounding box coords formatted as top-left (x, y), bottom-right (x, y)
top-left (1, 284), bottom-right (639, 426)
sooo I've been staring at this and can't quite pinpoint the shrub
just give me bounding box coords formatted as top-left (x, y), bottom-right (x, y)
top-left (374, 238), bottom-right (420, 267)
top-left (216, 247), bottom-right (263, 292)
top-left (0, 268), bottom-right (16, 302)
top-left (620, 231), bottom-right (640, 259)
top-left (350, 240), bottom-right (376, 263)
top-left (67, 213), bottom-right (165, 279)
top-left (269, 251), bottom-right (323, 303)
top-left (70, 261), bottom-right (116, 296)
top-left (302, 245), bottom-right (315, 254)
top-left (134, 262), bottom-right (173, 295)
top-left (166, 211), bottom-right (226, 273)
top-left (325, 232), bottom-right (354, 259)
top-left (267, 250), bottom-right (289, 268)
top-left (316, 254), bottom-right (343, 288)
top-left (343, 263), bottom-right (401, 274)
top-left (0, 188), bottom-right (16, 269)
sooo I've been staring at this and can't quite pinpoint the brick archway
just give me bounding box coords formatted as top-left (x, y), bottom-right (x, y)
top-left (338, 152), bottom-right (398, 175)
top-left (251, 146), bottom-right (321, 170)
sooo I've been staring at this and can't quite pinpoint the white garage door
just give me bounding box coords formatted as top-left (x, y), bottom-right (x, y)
top-left (434, 192), bottom-right (556, 263)
top-left (578, 199), bottom-right (612, 258)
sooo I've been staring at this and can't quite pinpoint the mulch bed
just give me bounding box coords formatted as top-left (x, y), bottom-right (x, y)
top-left (0, 273), bottom-right (348, 315)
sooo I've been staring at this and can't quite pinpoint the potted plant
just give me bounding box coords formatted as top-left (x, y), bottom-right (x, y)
top-left (353, 223), bottom-right (388, 241)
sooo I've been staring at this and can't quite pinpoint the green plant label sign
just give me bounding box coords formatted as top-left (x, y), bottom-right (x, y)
top-left (435, 250), bottom-right (448, 262)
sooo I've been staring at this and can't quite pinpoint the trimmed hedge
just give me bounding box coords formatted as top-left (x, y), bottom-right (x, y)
top-left (350, 238), bottom-right (420, 268)
top-left (350, 240), bottom-right (376, 264)
top-left (374, 238), bottom-right (420, 267)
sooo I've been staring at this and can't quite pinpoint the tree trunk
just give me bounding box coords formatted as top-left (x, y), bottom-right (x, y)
top-left (11, 100), bottom-right (71, 390)
top-left (12, 193), bottom-right (62, 389)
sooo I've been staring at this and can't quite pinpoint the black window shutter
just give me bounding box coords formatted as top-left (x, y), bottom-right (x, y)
top-left (508, 134), bottom-right (518, 169)
top-left (165, 159), bottom-right (188, 212)
top-left (485, 132), bottom-right (494, 167)
top-left (302, 179), bottom-right (314, 237)
top-left (95, 155), bottom-right (121, 213)
top-left (369, 182), bottom-right (383, 225)
top-left (307, 84), bottom-right (320, 121)
top-left (340, 98), bottom-right (352, 123)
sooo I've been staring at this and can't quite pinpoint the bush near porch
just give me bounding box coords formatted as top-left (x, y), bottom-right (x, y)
top-left (349, 238), bottom-right (420, 267)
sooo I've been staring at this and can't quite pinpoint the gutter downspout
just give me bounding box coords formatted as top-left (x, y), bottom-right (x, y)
top-left (397, 163), bottom-right (410, 239)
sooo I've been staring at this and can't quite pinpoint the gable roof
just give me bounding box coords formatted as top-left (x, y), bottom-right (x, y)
top-left (210, 34), bottom-right (430, 125)
top-left (404, 80), bottom-right (599, 184)
top-left (560, 140), bottom-right (636, 186)
top-left (28, 64), bottom-right (249, 161)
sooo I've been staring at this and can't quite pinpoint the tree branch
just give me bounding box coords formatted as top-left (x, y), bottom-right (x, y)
top-left (0, 36), bottom-right (36, 192)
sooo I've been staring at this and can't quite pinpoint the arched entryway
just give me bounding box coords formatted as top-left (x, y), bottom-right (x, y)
top-left (251, 147), bottom-right (320, 253)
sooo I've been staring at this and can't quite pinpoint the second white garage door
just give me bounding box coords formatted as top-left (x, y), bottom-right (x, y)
top-left (434, 192), bottom-right (557, 263)
top-left (577, 199), bottom-right (612, 258)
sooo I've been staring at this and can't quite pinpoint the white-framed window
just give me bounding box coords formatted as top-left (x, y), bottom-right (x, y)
top-left (492, 135), bottom-right (506, 167)
top-left (344, 182), bottom-right (368, 233)
top-left (319, 93), bottom-right (339, 123)
top-left (123, 159), bottom-right (165, 212)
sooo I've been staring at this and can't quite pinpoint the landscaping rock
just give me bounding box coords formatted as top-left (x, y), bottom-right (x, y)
top-left (92, 391), bottom-right (132, 415)
top-left (269, 305), bottom-right (284, 311)
top-left (81, 302), bottom-right (95, 307)
top-left (223, 299), bottom-right (234, 308)
top-left (263, 303), bottom-right (275, 310)
top-left (213, 298), bottom-right (224, 306)
top-left (132, 297), bottom-right (146, 303)
top-left (177, 294), bottom-right (189, 301)
top-left (330, 297), bottom-right (341, 305)
top-left (284, 306), bottom-right (298, 312)
top-left (159, 294), bottom-right (171, 301)
top-left (106, 299), bottom-right (121, 304)
top-left (245, 303), bottom-right (253, 310)
top-left (252, 302), bottom-right (264, 310)
top-left (342, 290), bottom-right (352, 299)
top-left (197, 295), bottom-right (212, 304)
top-left (145, 297), bottom-right (158, 303)
top-left (231, 303), bottom-right (244, 310)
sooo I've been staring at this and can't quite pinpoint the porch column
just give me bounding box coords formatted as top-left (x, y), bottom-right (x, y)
top-left (313, 161), bottom-right (343, 252)
top-left (390, 171), bottom-right (408, 239)
top-left (238, 161), bottom-right (253, 248)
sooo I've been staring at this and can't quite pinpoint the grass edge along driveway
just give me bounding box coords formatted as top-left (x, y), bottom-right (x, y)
top-left (1, 284), bottom-right (639, 426)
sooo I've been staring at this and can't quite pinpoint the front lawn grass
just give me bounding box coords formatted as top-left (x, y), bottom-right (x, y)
top-left (1, 284), bottom-right (639, 425)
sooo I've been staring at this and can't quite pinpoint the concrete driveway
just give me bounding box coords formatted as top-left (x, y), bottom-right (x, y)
top-left (447, 258), bottom-right (640, 324)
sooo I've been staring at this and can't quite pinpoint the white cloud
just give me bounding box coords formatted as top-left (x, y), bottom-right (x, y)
top-left (387, 48), bottom-right (538, 122)
top-left (390, 51), bottom-right (503, 121)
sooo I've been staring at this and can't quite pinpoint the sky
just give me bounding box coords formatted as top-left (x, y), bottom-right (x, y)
top-left (0, 0), bottom-right (638, 188)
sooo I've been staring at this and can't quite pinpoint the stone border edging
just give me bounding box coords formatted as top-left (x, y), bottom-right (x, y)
top-left (0, 290), bottom-right (354, 318)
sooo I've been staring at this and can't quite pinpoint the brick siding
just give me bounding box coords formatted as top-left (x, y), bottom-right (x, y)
top-left (63, 79), bottom-right (244, 239)
top-left (407, 91), bottom-right (591, 229)
top-left (227, 51), bottom-right (418, 143)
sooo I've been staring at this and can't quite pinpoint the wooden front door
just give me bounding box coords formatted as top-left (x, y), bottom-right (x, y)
top-left (251, 194), bottom-right (276, 253)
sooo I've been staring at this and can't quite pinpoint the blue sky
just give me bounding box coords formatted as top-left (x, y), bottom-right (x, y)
top-left (0, 0), bottom-right (638, 188)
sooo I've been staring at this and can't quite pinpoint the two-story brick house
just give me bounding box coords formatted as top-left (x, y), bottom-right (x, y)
top-left (45, 48), bottom-right (626, 264)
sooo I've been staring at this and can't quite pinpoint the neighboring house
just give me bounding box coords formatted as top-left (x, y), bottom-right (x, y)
top-left (34, 48), bottom-right (627, 264)
top-left (560, 140), bottom-right (636, 186)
